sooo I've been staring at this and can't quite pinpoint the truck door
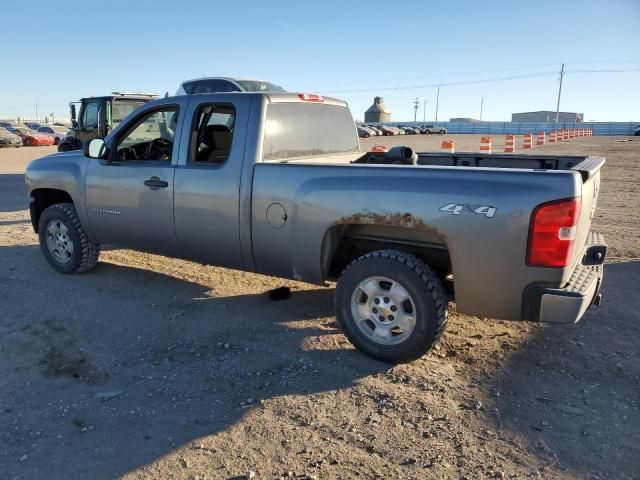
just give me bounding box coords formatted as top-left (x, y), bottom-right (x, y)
top-left (77, 99), bottom-right (101, 145)
top-left (172, 96), bottom-right (251, 269)
top-left (84, 100), bottom-right (186, 255)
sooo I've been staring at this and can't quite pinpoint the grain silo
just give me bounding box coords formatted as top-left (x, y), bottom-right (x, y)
top-left (364, 96), bottom-right (391, 123)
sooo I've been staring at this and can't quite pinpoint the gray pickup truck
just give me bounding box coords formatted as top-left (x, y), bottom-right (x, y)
top-left (25, 92), bottom-right (606, 363)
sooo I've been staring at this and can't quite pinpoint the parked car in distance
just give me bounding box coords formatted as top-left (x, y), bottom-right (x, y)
top-left (0, 127), bottom-right (23, 147)
top-left (398, 126), bottom-right (419, 135)
top-left (366, 126), bottom-right (383, 136)
top-left (357, 126), bottom-right (372, 138)
top-left (176, 77), bottom-right (286, 95)
top-left (24, 122), bottom-right (42, 131)
top-left (376, 125), bottom-right (396, 136)
top-left (0, 121), bottom-right (20, 129)
top-left (420, 124), bottom-right (447, 134)
top-left (8, 127), bottom-right (55, 146)
top-left (37, 125), bottom-right (69, 145)
top-left (634, 125), bottom-right (639, 136)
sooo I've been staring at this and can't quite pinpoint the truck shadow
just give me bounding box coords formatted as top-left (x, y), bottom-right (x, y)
top-left (0, 174), bottom-right (29, 213)
top-left (487, 261), bottom-right (640, 477)
top-left (0, 245), bottom-right (389, 480)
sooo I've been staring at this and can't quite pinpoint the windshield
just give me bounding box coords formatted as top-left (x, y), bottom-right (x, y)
top-left (263, 103), bottom-right (359, 161)
top-left (16, 127), bottom-right (36, 134)
top-left (111, 100), bottom-right (148, 126)
top-left (236, 80), bottom-right (285, 92)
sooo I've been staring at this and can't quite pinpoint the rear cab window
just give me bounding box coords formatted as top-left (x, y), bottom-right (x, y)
top-left (189, 103), bottom-right (236, 165)
top-left (262, 103), bottom-right (359, 162)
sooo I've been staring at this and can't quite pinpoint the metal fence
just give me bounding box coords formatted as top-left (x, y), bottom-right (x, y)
top-left (384, 121), bottom-right (637, 136)
top-left (0, 115), bottom-right (71, 125)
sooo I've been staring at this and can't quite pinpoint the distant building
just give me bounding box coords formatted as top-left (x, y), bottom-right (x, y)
top-left (511, 111), bottom-right (584, 123)
top-left (449, 117), bottom-right (479, 123)
top-left (364, 96), bottom-right (391, 123)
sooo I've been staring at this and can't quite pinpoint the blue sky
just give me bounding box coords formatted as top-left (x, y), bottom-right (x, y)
top-left (2, 0), bottom-right (638, 121)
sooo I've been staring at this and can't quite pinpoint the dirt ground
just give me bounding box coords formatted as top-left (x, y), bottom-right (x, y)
top-left (0, 136), bottom-right (638, 480)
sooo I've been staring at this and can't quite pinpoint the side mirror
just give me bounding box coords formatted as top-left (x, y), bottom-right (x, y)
top-left (86, 138), bottom-right (106, 159)
top-left (70, 104), bottom-right (77, 121)
top-left (71, 120), bottom-right (78, 129)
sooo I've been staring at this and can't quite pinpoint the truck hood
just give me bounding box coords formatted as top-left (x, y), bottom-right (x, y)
top-left (26, 150), bottom-right (87, 185)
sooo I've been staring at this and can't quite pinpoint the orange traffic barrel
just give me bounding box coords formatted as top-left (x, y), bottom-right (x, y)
top-left (441, 140), bottom-right (455, 153)
top-left (479, 136), bottom-right (492, 153)
top-left (536, 131), bottom-right (546, 146)
top-left (504, 134), bottom-right (515, 152)
top-left (549, 130), bottom-right (556, 143)
top-left (523, 133), bottom-right (533, 149)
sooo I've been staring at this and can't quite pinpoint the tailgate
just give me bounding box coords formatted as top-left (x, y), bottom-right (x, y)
top-left (570, 156), bottom-right (605, 269)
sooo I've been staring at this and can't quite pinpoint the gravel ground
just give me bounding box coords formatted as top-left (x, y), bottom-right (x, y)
top-left (0, 137), bottom-right (638, 480)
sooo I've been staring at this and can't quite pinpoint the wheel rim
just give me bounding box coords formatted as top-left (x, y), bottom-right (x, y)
top-left (45, 219), bottom-right (74, 264)
top-left (350, 276), bottom-right (417, 345)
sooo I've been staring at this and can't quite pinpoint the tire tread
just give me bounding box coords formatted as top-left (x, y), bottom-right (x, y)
top-left (43, 203), bottom-right (100, 274)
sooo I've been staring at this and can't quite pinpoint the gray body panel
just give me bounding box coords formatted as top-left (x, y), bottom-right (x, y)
top-left (25, 93), bottom-right (604, 324)
top-left (250, 163), bottom-right (585, 320)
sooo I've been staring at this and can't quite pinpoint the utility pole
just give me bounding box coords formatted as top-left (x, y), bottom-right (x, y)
top-left (479, 97), bottom-right (484, 121)
top-left (555, 63), bottom-right (565, 122)
top-left (35, 100), bottom-right (38, 119)
top-left (413, 97), bottom-right (419, 122)
top-left (423, 100), bottom-right (427, 122)
top-left (435, 85), bottom-right (440, 123)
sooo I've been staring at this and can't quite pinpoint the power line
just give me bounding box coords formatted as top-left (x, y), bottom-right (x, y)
top-left (320, 68), bottom-right (639, 94)
top-left (322, 71), bottom-right (558, 94)
top-left (307, 60), bottom-right (639, 88)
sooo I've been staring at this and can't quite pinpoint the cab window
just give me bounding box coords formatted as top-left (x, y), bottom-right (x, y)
top-left (189, 103), bottom-right (235, 164)
top-left (115, 107), bottom-right (178, 163)
top-left (83, 102), bottom-right (99, 129)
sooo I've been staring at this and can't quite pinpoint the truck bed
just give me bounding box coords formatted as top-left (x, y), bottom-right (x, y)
top-left (415, 152), bottom-right (604, 180)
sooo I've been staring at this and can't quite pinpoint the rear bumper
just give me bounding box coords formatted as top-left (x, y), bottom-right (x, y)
top-left (523, 232), bottom-right (606, 324)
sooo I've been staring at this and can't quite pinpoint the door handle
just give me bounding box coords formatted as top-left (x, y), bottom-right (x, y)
top-left (144, 176), bottom-right (169, 190)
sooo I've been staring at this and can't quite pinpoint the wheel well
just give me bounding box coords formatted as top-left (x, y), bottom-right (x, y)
top-left (323, 226), bottom-right (453, 297)
top-left (30, 189), bottom-right (73, 232)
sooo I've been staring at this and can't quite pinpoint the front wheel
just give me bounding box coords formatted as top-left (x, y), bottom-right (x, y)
top-left (440, 130), bottom-right (446, 135)
top-left (335, 250), bottom-right (448, 363)
top-left (38, 203), bottom-right (100, 274)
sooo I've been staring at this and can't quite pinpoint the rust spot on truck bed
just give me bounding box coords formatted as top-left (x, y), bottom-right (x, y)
top-left (338, 210), bottom-right (429, 230)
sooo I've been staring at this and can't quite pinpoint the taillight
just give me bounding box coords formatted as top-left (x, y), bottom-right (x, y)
top-left (526, 197), bottom-right (581, 268)
top-left (297, 93), bottom-right (324, 102)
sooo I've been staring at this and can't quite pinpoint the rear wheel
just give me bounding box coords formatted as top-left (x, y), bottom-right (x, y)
top-left (440, 130), bottom-right (446, 134)
top-left (58, 142), bottom-right (72, 152)
top-left (335, 250), bottom-right (448, 363)
top-left (54, 137), bottom-right (60, 145)
top-left (38, 203), bottom-right (100, 274)
top-left (25, 138), bottom-right (32, 146)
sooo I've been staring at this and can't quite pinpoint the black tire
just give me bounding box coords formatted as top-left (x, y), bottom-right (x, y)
top-left (58, 142), bottom-right (72, 152)
top-left (38, 203), bottom-right (100, 274)
top-left (54, 137), bottom-right (60, 145)
top-left (424, 130), bottom-right (430, 135)
top-left (25, 138), bottom-right (32, 146)
top-left (440, 130), bottom-right (446, 135)
top-left (335, 250), bottom-right (448, 363)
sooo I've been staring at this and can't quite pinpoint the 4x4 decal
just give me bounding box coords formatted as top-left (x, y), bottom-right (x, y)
top-left (439, 203), bottom-right (497, 218)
